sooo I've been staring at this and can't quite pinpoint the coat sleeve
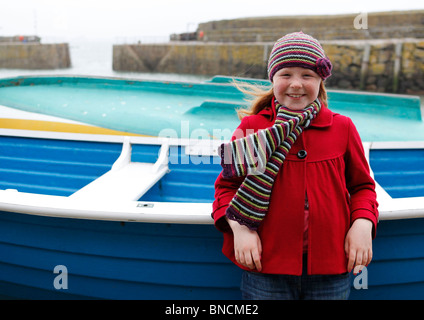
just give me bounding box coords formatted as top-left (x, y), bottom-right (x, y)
top-left (344, 118), bottom-right (379, 238)
top-left (211, 116), bottom-right (252, 232)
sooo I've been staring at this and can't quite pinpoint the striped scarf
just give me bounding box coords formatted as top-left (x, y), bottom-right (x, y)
top-left (220, 98), bottom-right (322, 230)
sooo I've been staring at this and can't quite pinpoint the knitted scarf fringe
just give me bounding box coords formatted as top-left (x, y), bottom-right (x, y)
top-left (220, 98), bottom-right (322, 230)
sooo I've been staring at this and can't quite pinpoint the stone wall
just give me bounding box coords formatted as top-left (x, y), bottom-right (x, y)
top-left (0, 43), bottom-right (71, 69)
top-left (196, 10), bottom-right (424, 42)
top-left (113, 39), bottom-right (424, 94)
top-left (113, 43), bottom-right (268, 78)
top-left (323, 39), bottom-right (424, 94)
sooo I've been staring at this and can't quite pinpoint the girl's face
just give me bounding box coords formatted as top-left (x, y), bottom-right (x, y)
top-left (272, 67), bottom-right (321, 110)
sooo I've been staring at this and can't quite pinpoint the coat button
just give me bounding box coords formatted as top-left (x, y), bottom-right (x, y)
top-left (297, 150), bottom-right (307, 159)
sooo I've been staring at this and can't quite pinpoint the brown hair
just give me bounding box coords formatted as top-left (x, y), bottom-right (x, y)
top-left (235, 81), bottom-right (328, 120)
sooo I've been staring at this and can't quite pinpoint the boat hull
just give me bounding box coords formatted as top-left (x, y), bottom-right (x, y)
top-left (0, 210), bottom-right (242, 300)
top-left (349, 217), bottom-right (424, 300)
top-left (0, 105), bottom-right (423, 299)
top-left (1, 209), bottom-right (424, 300)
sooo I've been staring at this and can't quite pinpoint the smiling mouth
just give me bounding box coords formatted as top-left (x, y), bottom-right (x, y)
top-left (287, 94), bottom-right (305, 99)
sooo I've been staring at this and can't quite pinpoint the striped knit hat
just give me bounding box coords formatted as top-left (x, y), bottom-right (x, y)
top-left (267, 31), bottom-right (332, 82)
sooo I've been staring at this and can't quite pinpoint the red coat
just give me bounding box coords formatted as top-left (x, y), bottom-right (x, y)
top-left (212, 101), bottom-right (379, 275)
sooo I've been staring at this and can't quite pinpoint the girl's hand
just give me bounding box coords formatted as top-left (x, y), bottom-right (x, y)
top-left (226, 217), bottom-right (262, 272)
top-left (344, 218), bottom-right (373, 274)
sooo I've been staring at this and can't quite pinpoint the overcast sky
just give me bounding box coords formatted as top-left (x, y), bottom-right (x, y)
top-left (1, 0), bottom-right (423, 42)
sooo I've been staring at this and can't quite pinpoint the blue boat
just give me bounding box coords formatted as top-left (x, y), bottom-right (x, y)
top-left (0, 75), bottom-right (423, 300)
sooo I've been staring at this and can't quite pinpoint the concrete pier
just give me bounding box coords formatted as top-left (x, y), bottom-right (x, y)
top-left (0, 43), bottom-right (71, 69)
top-left (113, 42), bottom-right (268, 78)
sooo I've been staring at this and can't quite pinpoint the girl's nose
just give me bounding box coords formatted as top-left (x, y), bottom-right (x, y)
top-left (290, 77), bottom-right (302, 89)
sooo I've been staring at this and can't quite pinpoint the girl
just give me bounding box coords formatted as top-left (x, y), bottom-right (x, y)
top-left (212, 32), bottom-right (378, 300)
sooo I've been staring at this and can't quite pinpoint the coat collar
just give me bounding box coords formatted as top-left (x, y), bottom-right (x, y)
top-left (258, 99), bottom-right (334, 128)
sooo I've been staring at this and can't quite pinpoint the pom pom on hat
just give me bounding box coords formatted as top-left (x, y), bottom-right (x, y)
top-left (267, 31), bottom-right (332, 82)
top-left (316, 57), bottom-right (332, 80)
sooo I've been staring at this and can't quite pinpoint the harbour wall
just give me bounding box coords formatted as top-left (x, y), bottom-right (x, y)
top-left (196, 10), bottom-right (424, 42)
top-left (0, 43), bottom-right (71, 69)
top-left (113, 39), bottom-right (424, 94)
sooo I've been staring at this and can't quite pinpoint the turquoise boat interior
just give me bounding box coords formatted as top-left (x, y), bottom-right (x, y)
top-left (0, 75), bottom-right (423, 141)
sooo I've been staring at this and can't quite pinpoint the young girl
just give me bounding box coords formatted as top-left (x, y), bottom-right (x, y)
top-left (212, 32), bottom-right (378, 300)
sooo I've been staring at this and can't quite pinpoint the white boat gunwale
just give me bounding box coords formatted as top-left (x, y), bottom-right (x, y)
top-left (0, 128), bottom-right (423, 223)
